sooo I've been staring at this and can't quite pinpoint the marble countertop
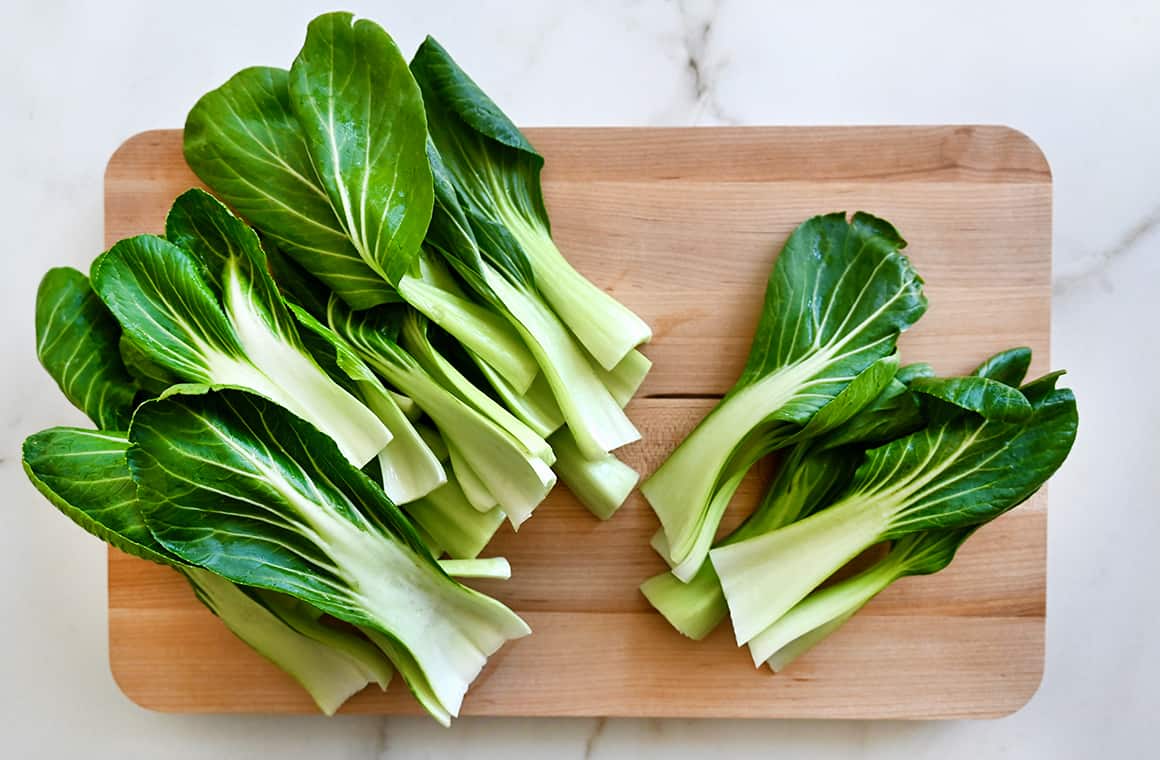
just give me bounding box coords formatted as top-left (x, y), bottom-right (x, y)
top-left (2, 1), bottom-right (1155, 757)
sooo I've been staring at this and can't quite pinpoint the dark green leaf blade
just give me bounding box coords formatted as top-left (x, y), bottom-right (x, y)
top-left (91, 234), bottom-right (244, 383)
top-left (288, 12), bottom-right (433, 286)
top-left (22, 427), bottom-right (173, 565)
top-left (744, 212), bottom-right (927, 421)
top-left (864, 387), bottom-right (1078, 534)
top-left (183, 66), bottom-right (395, 308)
top-left (35, 268), bottom-right (137, 429)
top-left (971, 346), bottom-right (1032, 387)
top-left (909, 375), bottom-right (1034, 422)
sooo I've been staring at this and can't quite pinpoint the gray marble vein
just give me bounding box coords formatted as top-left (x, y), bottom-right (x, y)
top-left (1055, 202), bottom-right (1160, 297)
top-left (673, 0), bottom-right (739, 125)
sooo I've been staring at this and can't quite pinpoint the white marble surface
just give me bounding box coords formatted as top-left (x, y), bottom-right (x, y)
top-left (1, 0), bottom-right (1156, 756)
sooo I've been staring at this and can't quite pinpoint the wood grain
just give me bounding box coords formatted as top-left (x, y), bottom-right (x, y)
top-left (105, 126), bottom-right (1052, 719)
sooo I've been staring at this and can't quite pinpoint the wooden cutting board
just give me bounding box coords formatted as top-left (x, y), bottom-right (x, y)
top-left (105, 126), bottom-right (1051, 719)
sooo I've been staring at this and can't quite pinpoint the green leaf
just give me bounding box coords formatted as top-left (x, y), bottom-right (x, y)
top-left (22, 427), bottom-right (171, 564)
top-left (1021, 369), bottom-right (1067, 404)
top-left (813, 378), bottom-right (923, 453)
top-left (908, 375), bottom-right (1034, 422)
top-left (184, 66), bottom-right (395, 308)
top-left (129, 388), bottom-right (529, 720)
top-left (643, 212), bottom-right (927, 575)
top-left (119, 333), bottom-right (178, 396)
top-left (92, 201), bottom-right (391, 466)
top-left (787, 352), bottom-right (900, 444)
top-left (35, 268), bottom-right (137, 429)
top-left (411, 37), bottom-right (651, 370)
top-left (288, 12), bottom-right (433, 286)
top-left (22, 426), bottom-right (392, 716)
top-left (894, 362), bottom-right (935, 384)
top-left (971, 346), bottom-right (1032, 387)
top-left (712, 381), bottom-right (1077, 644)
top-left (868, 387), bottom-right (1076, 533)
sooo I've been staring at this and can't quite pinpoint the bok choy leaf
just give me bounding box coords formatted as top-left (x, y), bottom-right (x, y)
top-left (286, 12), bottom-right (432, 288)
top-left (183, 17), bottom-right (539, 393)
top-left (129, 388), bottom-right (531, 722)
top-left (422, 134), bottom-right (640, 459)
top-left (643, 213), bottom-right (927, 579)
top-left (641, 364), bottom-right (926, 639)
top-left (711, 371), bottom-right (1077, 645)
top-left (35, 268), bottom-right (137, 429)
top-left (22, 426), bottom-right (394, 715)
top-left (410, 36), bottom-right (651, 371)
top-left (90, 190), bottom-right (391, 466)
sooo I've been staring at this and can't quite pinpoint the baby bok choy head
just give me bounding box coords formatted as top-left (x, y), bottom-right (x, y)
top-left (129, 388), bottom-right (531, 723)
top-left (643, 212), bottom-right (928, 581)
top-left (711, 366), bottom-right (1077, 647)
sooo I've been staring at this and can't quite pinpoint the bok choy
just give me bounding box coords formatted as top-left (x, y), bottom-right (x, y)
top-left (712, 368), bottom-right (1077, 646)
top-left (24, 276), bottom-right (396, 715)
top-left (642, 212), bottom-right (927, 580)
top-left (742, 347), bottom-right (1048, 669)
top-left (641, 362), bottom-right (928, 639)
top-left (90, 190), bottom-right (391, 467)
top-left (130, 387), bottom-right (530, 723)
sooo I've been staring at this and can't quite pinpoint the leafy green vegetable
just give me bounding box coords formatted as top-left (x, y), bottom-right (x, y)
top-left (35, 268), bottom-right (137, 429)
top-left (184, 66), bottom-right (395, 309)
top-left (286, 303), bottom-right (445, 505)
top-left (549, 428), bottom-right (639, 520)
top-left (327, 299), bottom-right (555, 527)
top-left (423, 134), bottom-right (641, 459)
top-left (21, 426), bottom-right (395, 715)
top-left (641, 364), bottom-right (925, 639)
top-left (643, 213), bottom-right (927, 580)
top-left (183, 22), bottom-right (540, 393)
top-left (711, 372), bottom-right (1077, 645)
top-left (748, 527), bottom-right (976, 669)
top-left (129, 388), bottom-right (530, 722)
top-left (287, 12), bottom-right (432, 287)
top-left (118, 333), bottom-right (178, 396)
top-left (411, 37), bottom-right (651, 371)
top-left (970, 346), bottom-right (1031, 387)
top-left (90, 190), bottom-right (391, 466)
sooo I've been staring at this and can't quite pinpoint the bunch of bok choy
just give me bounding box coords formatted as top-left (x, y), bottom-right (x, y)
top-left (183, 12), bottom-right (649, 521)
top-left (640, 210), bottom-right (1078, 671)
